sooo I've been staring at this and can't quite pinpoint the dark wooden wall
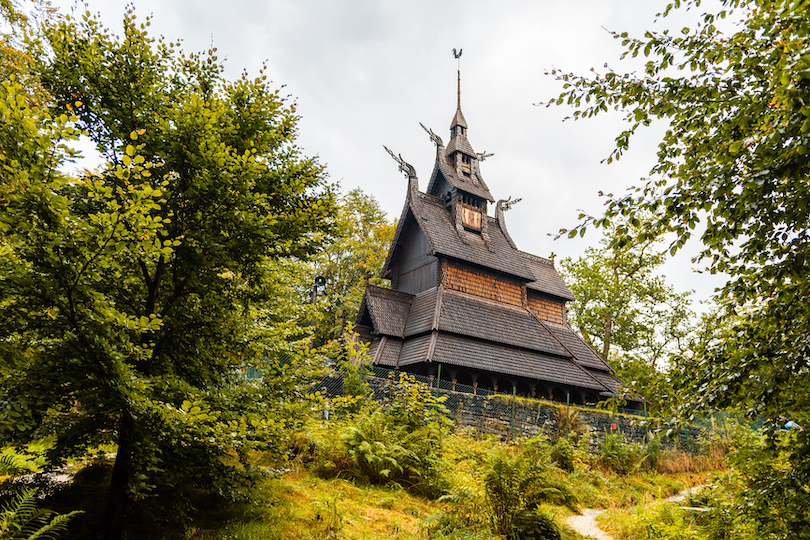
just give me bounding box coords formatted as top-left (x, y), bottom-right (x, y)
top-left (390, 221), bottom-right (438, 295)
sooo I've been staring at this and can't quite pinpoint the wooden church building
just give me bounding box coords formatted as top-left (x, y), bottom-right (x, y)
top-left (355, 83), bottom-right (623, 406)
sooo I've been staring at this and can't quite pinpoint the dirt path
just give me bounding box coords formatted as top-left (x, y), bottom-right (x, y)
top-left (566, 508), bottom-right (613, 539)
top-left (566, 486), bottom-right (703, 539)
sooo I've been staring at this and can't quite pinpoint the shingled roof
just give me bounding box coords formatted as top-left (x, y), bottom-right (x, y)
top-left (427, 146), bottom-right (495, 202)
top-left (521, 252), bottom-right (575, 301)
top-left (436, 289), bottom-right (568, 357)
top-left (358, 285), bottom-right (413, 339)
top-left (358, 283), bottom-right (619, 395)
top-left (396, 193), bottom-right (535, 281)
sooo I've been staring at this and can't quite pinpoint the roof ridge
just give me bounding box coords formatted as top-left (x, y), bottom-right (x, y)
top-left (366, 284), bottom-right (414, 302)
top-left (519, 251), bottom-right (553, 265)
top-left (531, 314), bottom-right (612, 391)
top-left (432, 286), bottom-right (444, 331)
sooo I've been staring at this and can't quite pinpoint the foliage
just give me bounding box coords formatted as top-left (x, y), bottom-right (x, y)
top-left (331, 373), bottom-right (453, 497)
top-left (333, 325), bottom-right (373, 400)
top-left (600, 500), bottom-right (705, 540)
top-left (0, 487), bottom-right (82, 540)
top-left (0, 6), bottom-right (335, 536)
top-left (341, 407), bottom-right (419, 485)
top-left (547, 1), bottom-right (810, 533)
top-left (548, 0), bottom-right (810, 414)
top-left (423, 485), bottom-right (488, 539)
top-left (483, 452), bottom-right (577, 538)
top-left (559, 225), bottom-right (693, 366)
top-left (595, 432), bottom-right (644, 476)
top-left (509, 508), bottom-right (561, 540)
top-left (549, 439), bottom-right (574, 473)
top-left (312, 188), bottom-right (396, 344)
top-left (0, 0), bottom-right (54, 107)
top-left (726, 425), bottom-right (810, 538)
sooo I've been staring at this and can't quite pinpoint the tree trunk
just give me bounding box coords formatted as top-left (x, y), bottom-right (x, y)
top-left (602, 314), bottom-right (613, 360)
top-left (102, 411), bottom-right (134, 540)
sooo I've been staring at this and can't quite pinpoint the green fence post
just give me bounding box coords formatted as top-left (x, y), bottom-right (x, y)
top-left (435, 363), bottom-right (442, 396)
top-left (511, 386), bottom-right (517, 441)
top-left (643, 400), bottom-right (649, 442)
top-left (566, 392), bottom-right (570, 439)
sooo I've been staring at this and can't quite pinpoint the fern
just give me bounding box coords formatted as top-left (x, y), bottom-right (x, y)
top-left (484, 453), bottom-right (577, 539)
top-left (0, 487), bottom-right (82, 540)
top-left (0, 454), bottom-right (29, 477)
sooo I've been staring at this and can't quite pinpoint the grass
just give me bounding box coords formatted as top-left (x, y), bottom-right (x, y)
top-left (182, 473), bottom-right (440, 539)
top-left (1, 419), bottom-right (727, 539)
top-left (594, 468), bottom-right (754, 540)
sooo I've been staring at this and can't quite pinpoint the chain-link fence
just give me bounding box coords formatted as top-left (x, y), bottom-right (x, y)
top-left (313, 366), bottom-right (709, 449)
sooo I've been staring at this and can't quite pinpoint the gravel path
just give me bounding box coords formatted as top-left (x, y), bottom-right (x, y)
top-left (566, 509), bottom-right (614, 540)
top-left (566, 486), bottom-right (703, 539)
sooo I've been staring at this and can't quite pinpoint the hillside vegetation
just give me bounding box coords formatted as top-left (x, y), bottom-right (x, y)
top-left (2, 373), bottom-right (734, 539)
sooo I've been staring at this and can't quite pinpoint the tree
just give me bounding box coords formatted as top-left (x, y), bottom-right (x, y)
top-left (0, 7), bottom-right (334, 537)
top-left (0, 0), bottom-right (54, 106)
top-left (547, 0), bottom-right (810, 534)
top-left (560, 229), bottom-right (693, 366)
top-left (312, 188), bottom-right (395, 344)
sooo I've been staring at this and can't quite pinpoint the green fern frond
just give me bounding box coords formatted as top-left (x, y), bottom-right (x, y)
top-left (0, 488), bottom-right (82, 540)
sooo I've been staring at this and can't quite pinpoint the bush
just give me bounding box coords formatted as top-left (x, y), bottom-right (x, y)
top-left (484, 453), bottom-right (576, 538)
top-left (549, 439), bottom-right (574, 472)
top-left (511, 508), bottom-right (561, 540)
top-left (422, 486), bottom-right (489, 540)
top-left (596, 432), bottom-right (643, 475)
top-left (313, 373), bottom-right (453, 498)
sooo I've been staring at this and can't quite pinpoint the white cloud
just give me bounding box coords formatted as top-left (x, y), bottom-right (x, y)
top-left (49, 0), bottom-right (730, 304)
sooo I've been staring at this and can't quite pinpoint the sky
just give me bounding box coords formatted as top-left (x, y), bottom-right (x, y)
top-left (48, 0), bottom-right (729, 308)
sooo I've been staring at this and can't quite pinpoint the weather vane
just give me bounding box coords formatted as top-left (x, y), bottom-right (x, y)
top-left (453, 48), bottom-right (463, 107)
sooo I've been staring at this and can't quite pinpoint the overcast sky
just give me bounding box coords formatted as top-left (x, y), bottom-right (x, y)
top-left (49, 0), bottom-right (729, 307)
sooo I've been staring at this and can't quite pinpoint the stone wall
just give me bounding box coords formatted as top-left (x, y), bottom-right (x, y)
top-left (368, 376), bottom-right (703, 448)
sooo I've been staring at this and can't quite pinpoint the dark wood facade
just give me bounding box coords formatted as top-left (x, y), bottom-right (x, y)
top-left (357, 92), bottom-right (626, 406)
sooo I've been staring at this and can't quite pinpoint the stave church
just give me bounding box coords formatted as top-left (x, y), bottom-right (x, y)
top-left (355, 74), bottom-right (625, 406)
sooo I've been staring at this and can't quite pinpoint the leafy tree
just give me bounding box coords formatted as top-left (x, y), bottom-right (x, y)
top-left (560, 229), bottom-right (693, 366)
top-left (312, 188), bottom-right (395, 344)
top-left (0, 0), bottom-right (53, 106)
top-left (0, 7), bottom-right (334, 537)
top-left (547, 0), bottom-right (810, 535)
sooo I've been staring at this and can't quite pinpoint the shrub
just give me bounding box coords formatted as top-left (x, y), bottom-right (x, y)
top-left (422, 486), bottom-right (488, 540)
top-left (0, 487), bottom-right (82, 540)
top-left (596, 432), bottom-right (644, 475)
top-left (341, 409), bottom-right (418, 485)
top-left (549, 439), bottom-right (574, 472)
top-left (318, 373), bottom-right (453, 498)
top-left (484, 453), bottom-right (576, 539)
top-left (511, 508), bottom-right (562, 540)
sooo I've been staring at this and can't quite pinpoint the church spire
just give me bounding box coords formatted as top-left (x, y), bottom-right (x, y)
top-left (424, 49), bottom-right (494, 204)
top-left (450, 48), bottom-right (467, 131)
